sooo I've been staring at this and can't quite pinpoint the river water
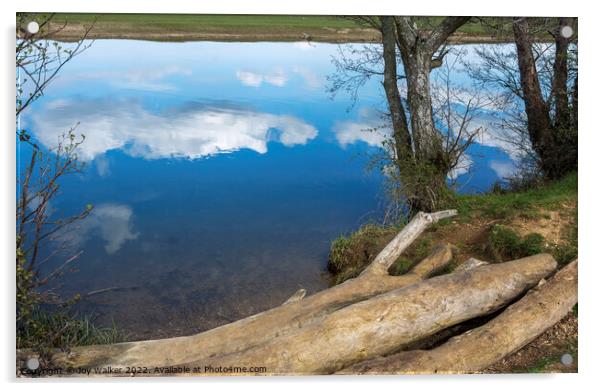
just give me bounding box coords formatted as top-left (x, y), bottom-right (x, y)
top-left (20, 40), bottom-right (517, 340)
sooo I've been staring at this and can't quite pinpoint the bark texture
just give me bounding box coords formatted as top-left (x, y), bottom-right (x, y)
top-left (340, 259), bottom-right (576, 374)
top-left (551, 17), bottom-right (571, 130)
top-left (182, 254), bottom-right (556, 375)
top-left (380, 15), bottom-right (412, 163)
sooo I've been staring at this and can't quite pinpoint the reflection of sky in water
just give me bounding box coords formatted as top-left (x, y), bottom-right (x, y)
top-left (20, 40), bottom-right (519, 339)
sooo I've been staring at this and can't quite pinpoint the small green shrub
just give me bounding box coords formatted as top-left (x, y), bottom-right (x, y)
top-left (522, 233), bottom-right (547, 255)
top-left (328, 224), bottom-right (399, 283)
top-left (552, 243), bottom-right (578, 267)
top-left (389, 237), bottom-right (432, 276)
top-left (488, 225), bottom-right (545, 262)
top-left (552, 209), bottom-right (578, 267)
top-left (388, 258), bottom-right (413, 276)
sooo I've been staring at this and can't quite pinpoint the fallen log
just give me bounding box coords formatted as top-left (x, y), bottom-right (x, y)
top-left (51, 210), bottom-right (457, 369)
top-left (361, 210), bottom-right (458, 276)
top-left (455, 257), bottom-right (489, 272)
top-left (181, 254), bottom-right (556, 375)
top-left (339, 259), bottom-right (577, 375)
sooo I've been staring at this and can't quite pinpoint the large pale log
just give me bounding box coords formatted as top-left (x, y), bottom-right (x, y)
top-left (50, 211), bottom-right (457, 369)
top-left (180, 254), bottom-right (556, 375)
top-left (340, 259), bottom-right (577, 375)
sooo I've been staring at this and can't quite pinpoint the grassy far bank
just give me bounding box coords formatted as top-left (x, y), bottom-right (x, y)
top-left (328, 172), bottom-right (578, 372)
top-left (19, 13), bottom-right (533, 43)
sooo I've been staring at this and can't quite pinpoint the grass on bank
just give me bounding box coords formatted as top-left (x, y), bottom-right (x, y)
top-left (328, 172), bottom-right (578, 282)
top-left (452, 172), bottom-right (577, 221)
top-left (17, 310), bottom-right (125, 353)
top-left (20, 13), bottom-right (544, 40)
top-left (329, 224), bottom-right (400, 283)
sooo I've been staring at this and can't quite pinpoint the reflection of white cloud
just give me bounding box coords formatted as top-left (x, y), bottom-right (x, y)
top-left (94, 154), bottom-right (110, 177)
top-left (470, 118), bottom-right (524, 162)
top-left (490, 160), bottom-right (516, 179)
top-left (64, 66), bottom-right (192, 92)
top-left (293, 66), bottom-right (323, 89)
top-left (235, 70), bottom-right (263, 87)
top-left (30, 99), bottom-right (318, 161)
top-left (71, 204), bottom-right (139, 254)
top-left (236, 69), bottom-right (288, 87)
top-left (333, 108), bottom-right (389, 147)
top-left (334, 121), bottom-right (387, 147)
top-left (264, 69), bottom-right (288, 86)
top-left (448, 154), bottom-right (473, 180)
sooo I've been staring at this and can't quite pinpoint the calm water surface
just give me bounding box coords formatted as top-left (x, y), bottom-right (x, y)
top-left (20, 40), bottom-right (516, 339)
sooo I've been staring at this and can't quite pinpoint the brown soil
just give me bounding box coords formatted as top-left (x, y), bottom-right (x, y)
top-left (418, 202), bottom-right (577, 264)
top-left (511, 202), bottom-right (577, 246)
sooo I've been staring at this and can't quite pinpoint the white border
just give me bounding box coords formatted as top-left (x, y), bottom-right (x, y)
top-left (2, 1), bottom-right (599, 390)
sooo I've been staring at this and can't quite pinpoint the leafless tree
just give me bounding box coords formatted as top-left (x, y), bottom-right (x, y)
top-left (16, 13), bottom-right (99, 355)
top-left (469, 17), bottom-right (577, 180)
top-left (331, 16), bottom-right (478, 212)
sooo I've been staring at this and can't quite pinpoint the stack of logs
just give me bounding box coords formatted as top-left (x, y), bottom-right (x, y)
top-left (23, 209), bottom-right (578, 375)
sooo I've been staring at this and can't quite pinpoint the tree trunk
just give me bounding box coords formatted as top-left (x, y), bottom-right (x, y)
top-left (380, 16), bottom-right (412, 164)
top-left (393, 16), bottom-right (469, 164)
top-left (388, 16), bottom-right (469, 211)
top-left (551, 17), bottom-right (571, 130)
top-left (392, 23), bottom-right (441, 164)
top-left (513, 17), bottom-right (552, 144)
top-left (571, 75), bottom-right (578, 129)
top-left (340, 259), bottom-right (576, 374)
top-left (513, 17), bottom-right (560, 178)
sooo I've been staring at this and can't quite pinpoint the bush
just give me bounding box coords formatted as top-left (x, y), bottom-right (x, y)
top-left (328, 224), bottom-right (399, 283)
top-left (488, 225), bottom-right (545, 262)
top-left (389, 237), bottom-right (433, 276)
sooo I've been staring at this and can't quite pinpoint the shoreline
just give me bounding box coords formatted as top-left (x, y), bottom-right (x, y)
top-left (43, 23), bottom-right (518, 44)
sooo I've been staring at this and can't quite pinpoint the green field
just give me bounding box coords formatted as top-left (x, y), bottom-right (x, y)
top-left (47, 13), bottom-right (358, 29)
top-left (19, 13), bottom-right (526, 42)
